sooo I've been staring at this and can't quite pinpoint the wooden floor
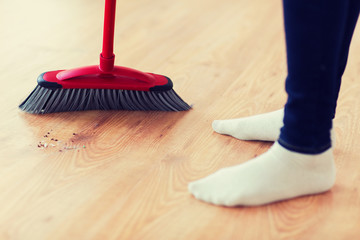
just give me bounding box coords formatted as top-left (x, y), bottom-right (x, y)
top-left (1, 0), bottom-right (360, 239)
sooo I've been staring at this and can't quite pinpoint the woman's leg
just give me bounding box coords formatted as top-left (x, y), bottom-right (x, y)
top-left (279, 0), bottom-right (354, 154)
top-left (211, 0), bottom-right (360, 143)
top-left (188, 0), bottom-right (359, 206)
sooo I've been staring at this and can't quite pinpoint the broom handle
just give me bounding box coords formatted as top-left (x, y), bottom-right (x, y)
top-left (100, 0), bottom-right (117, 72)
top-left (58, 0), bottom-right (155, 82)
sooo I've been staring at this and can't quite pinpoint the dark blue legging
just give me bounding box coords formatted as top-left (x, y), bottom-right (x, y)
top-left (278, 0), bottom-right (360, 154)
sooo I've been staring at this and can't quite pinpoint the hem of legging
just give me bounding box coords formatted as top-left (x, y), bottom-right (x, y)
top-left (277, 138), bottom-right (331, 155)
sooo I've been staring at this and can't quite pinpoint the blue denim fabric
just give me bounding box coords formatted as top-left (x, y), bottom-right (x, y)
top-left (279, 0), bottom-right (360, 154)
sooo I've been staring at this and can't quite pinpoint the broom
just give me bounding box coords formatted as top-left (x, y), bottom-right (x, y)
top-left (19, 0), bottom-right (191, 114)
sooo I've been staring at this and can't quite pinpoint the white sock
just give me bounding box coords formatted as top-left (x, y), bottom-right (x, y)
top-left (188, 142), bottom-right (336, 206)
top-left (212, 109), bottom-right (336, 146)
top-left (212, 109), bottom-right (284, 141)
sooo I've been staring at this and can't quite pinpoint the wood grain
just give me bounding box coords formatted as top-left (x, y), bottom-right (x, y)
top-left (0, 0), bottom-right (360, 239)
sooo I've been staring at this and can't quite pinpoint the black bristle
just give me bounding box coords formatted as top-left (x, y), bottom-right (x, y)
top-left (19, 86), bottom-right (191, 114)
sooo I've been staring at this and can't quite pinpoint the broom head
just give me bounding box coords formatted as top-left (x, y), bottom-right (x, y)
top-left (19, 65), bottom-right (191, 114)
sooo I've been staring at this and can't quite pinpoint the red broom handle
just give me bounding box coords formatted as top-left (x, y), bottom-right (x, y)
top-left (57, 0), bottom-right (155, 82)
top-left (100, 0), bottom-right (117, 72)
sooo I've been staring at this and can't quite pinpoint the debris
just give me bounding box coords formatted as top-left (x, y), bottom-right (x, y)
top-left (37, 130), bottom-right (87, 152)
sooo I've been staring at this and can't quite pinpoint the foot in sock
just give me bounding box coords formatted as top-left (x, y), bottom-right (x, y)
top-left (212, 109), bottom-right (336, 145)
top-left (212, 109), bottom-right (284, 141)
top-left (188, 142), bottom-right (336, 206)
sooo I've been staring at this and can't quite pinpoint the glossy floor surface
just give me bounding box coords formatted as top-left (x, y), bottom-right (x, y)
top-left (1, 0), bottom-right (360, 239)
